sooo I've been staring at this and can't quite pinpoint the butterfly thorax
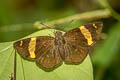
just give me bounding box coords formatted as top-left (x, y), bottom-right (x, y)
top-left (54, 30), bottom-right (65, 46)
top-left (54, 30), bottom-right (66, 59)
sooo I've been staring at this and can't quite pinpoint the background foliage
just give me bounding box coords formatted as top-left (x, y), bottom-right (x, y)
top-left (0, 0), bottom-right (120, 80)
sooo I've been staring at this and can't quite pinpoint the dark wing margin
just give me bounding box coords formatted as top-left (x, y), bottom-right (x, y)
top-left (14, 36), bottom-right (62, 69)
top-left (14, 38), bottom-right (31, 59)
top-left (63, 22), bottom-right (103, 63)
top-left (83, 22), bottom-right (103, 42)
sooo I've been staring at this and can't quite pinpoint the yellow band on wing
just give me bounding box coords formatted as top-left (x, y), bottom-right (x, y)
top-left (28, 37), bottom-right (36, 58)
top-left (80, 26), bottom-right (93, 45)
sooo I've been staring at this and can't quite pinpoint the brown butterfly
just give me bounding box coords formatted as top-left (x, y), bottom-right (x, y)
top-left (14, 22), bottom-right (103, 70)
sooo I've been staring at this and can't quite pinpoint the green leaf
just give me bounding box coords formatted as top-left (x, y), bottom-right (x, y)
top-left (0, 29), bottom-right (93, 80)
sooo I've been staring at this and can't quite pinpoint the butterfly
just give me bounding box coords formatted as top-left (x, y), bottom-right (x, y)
top-left (14, 22), bottom-right (103, 70)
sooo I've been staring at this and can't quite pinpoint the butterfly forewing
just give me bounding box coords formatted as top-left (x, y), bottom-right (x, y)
top-left (63, 22), bottom-right (103, 63)
top-left (63, 28), bottom-right (88, 63)
top-left (83, 22), bottom-right (103, 42)
top-left (14, 36), bottom-right (62, 69)
top-left (14, 38), bottom-right (31, 59)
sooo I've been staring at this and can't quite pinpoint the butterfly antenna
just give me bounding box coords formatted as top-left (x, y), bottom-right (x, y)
top-left (40, 22), bottom-right (50, 28)
top-left (14, 50), bottom-right (17, 80)
top-left (60, 19), bottom-right (75, 31)
top-left (40, 22), bottom-right (56, 36)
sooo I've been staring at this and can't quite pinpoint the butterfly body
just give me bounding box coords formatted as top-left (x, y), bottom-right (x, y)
top-left (14, 22), bottom-right (103, 70)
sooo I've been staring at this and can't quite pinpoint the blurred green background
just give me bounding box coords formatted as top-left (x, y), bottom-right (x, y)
top-left (0, 0), bottom-right (120, 80)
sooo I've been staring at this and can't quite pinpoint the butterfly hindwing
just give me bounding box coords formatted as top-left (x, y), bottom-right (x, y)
top-left (35, 36), bottom-right (62, 69)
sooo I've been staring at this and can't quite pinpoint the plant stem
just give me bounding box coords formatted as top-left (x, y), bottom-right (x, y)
top-left (97, 0), bottom-right (120, 21)
top-left (0, 9), bottom-right (111, 32)
top-left (34, 9), bottom-right (111, 29)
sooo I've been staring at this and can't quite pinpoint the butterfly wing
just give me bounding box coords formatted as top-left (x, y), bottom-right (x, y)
top-left (63, 22), bottom-right (103, 63)
top-left (14, 36), bottom-right (62, 69)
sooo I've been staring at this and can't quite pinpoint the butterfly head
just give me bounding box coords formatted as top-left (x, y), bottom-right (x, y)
top-left (55, 30), bottom-right (63, 37)
top-left (54, 30), bottom-right (65, 44)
